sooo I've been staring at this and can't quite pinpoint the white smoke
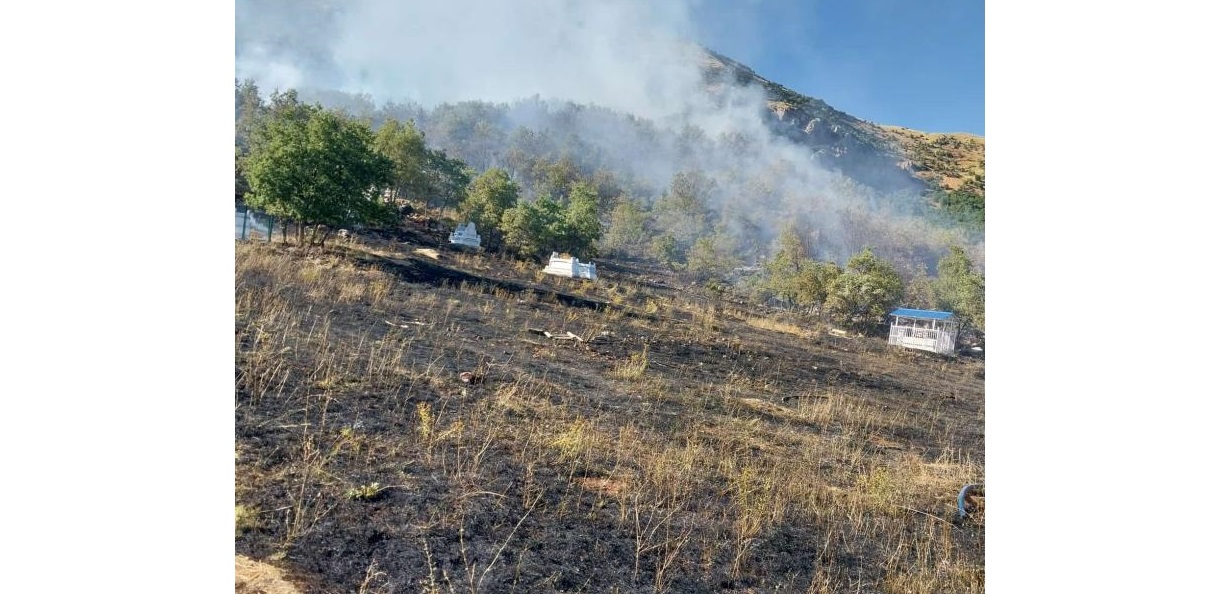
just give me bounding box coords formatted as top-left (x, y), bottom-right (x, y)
top-left (235, 0), bottom-right (981, 272)
top-left (238, 0), bottom-right (714, 120)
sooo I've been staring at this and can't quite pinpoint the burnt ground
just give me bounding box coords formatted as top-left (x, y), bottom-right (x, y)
top-left (235, 236), bottom-right (985, 594)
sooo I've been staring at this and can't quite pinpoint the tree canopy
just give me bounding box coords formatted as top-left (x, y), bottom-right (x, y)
top-left (499, 181), bottom-right (603, 260)
top-left (372, 119), bottom-right (472, 209)
top-left (558, 181), bottom-right (602, 259)
top-left (600, 197), bottom-right (652, 257)
top-left (500, 197), bottom-right (564, 260)
top-left (242, 97), bottom-right (396, 244)
top-left (372, 119), bottom-right (431, 204)
top-left (759, 224), bottom-right (840, 308)
top-left (824, 248), bottom-right (905, 333)
top-left (763, 224), bottom-right (811, 305)
top-left (458, 167), bottom-right (521, 248)
top-left (935, 245), bottom-right (985, 332)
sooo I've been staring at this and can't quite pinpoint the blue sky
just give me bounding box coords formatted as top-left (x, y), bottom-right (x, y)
top-left (691, 0), bottom-right (985, 135)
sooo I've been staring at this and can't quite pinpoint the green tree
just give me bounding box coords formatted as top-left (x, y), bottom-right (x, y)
top-left (904, 275), bottom-right (939, 310)
top-left (500, 196), bottom-right (564, 259)
top-left (372, 119), bottom-right (431, 204)
top-left (265, 89), bottom-right (311, 124)
top-left (600, 197), bottom-right (652, 257)
top-left (458, 168), bottom-right (521, 247)
top-left (933, 175), bottom-right (985, 229)
top-left (235, 79), bottom-right (266, 201)
top-left (235, 146), bottom-right (249, 203)
top-left (235, 79), bottom-right (266, 151)
top-left (421, 148), bottom-right (471, 209)
top-left (505, 127), bottom-right (553, 170)
top-left (763, 223), bottom-right (811, 306)
top-left (531, 156), bottom-right (582, 200)
top-left (794, 260), bottom-right (841, 308)
top-left (686, 230), bottom-right (739, 281)
top-left (935, 245), bottom-right (985, 332)
top-left (242, 100), bottom-right (396, 245)
top-left (373, 119), bottom-right (473, 210)
top-left (824, 248), bottom-right (905, 333)
top-left (560, 181), bottom-right (602, 259)
top-left (498, 182), bottom-right (601, 261)
top-left (589, 168), bottom-right (624, 211)
top-left (652, 170), bottom-right (714, 250)
top-left (651, 235), bottom-right (684, 267)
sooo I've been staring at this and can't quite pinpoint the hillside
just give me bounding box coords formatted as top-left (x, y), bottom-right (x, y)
top-left (277, 44), bottom-right (984, 225)
top-left (699, 48), bottom-right (985, 203)
top-left (237, 0), bottom-right (983, 222)
top-left (236, 33), bottom-right (986, 591)
top-left (875, 128), bottom-right (985, 195)
top-left (235, 233), bottom-right (985, 593)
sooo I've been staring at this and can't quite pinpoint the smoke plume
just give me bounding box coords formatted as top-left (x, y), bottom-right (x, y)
top-left (236, 0), bottom-right (980, 273)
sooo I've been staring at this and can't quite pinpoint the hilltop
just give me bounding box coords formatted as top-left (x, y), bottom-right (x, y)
top-left (699, 48), bottom-right (985, 204)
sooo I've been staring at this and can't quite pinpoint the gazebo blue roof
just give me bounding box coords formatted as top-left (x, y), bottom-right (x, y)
top-left (889, 308), bottom-right (955, 321)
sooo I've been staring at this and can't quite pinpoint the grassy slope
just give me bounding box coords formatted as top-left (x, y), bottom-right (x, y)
top-left (235, 234), bottom-right (984, 594)
top-left (873, 126), bottom-right (986, 196)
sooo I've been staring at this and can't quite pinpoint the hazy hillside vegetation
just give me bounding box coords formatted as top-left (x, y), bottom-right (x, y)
top-left (236, 79), bottom-right (984, 335)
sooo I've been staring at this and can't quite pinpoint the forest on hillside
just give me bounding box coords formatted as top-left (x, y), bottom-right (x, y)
top-left (236, 79), bottom-right (984, 335)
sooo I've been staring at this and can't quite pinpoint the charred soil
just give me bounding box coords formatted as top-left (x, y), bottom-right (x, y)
top-left (235, 234), bottom-right (984, 593)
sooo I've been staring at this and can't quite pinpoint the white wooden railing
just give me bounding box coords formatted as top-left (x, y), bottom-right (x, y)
top-left (891, 327), bottom-right (939, 340)
top-left (889, 326), bottom-right (957, 355)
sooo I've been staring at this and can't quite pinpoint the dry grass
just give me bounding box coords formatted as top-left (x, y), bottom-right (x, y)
top-left (235, 241), bottom-right (984, 593)
top-left (235, 554), bottom-right (303, 594)
top-left (743, 314), bottom-right (816, 338)
top-left (877, 125), bottom-right (985, 192)
top-left (611, 345), bottom-right (650, 380)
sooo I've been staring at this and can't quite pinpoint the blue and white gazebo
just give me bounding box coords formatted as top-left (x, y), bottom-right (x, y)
top-left (887, 308), bottom-right (959, 355)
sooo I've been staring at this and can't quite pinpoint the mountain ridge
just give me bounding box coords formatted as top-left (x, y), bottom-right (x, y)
top-left (697, 47), bottom-right (984, 201)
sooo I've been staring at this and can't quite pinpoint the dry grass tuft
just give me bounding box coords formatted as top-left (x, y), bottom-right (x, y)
top-left (235, 555), bottom-right (303, 594)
